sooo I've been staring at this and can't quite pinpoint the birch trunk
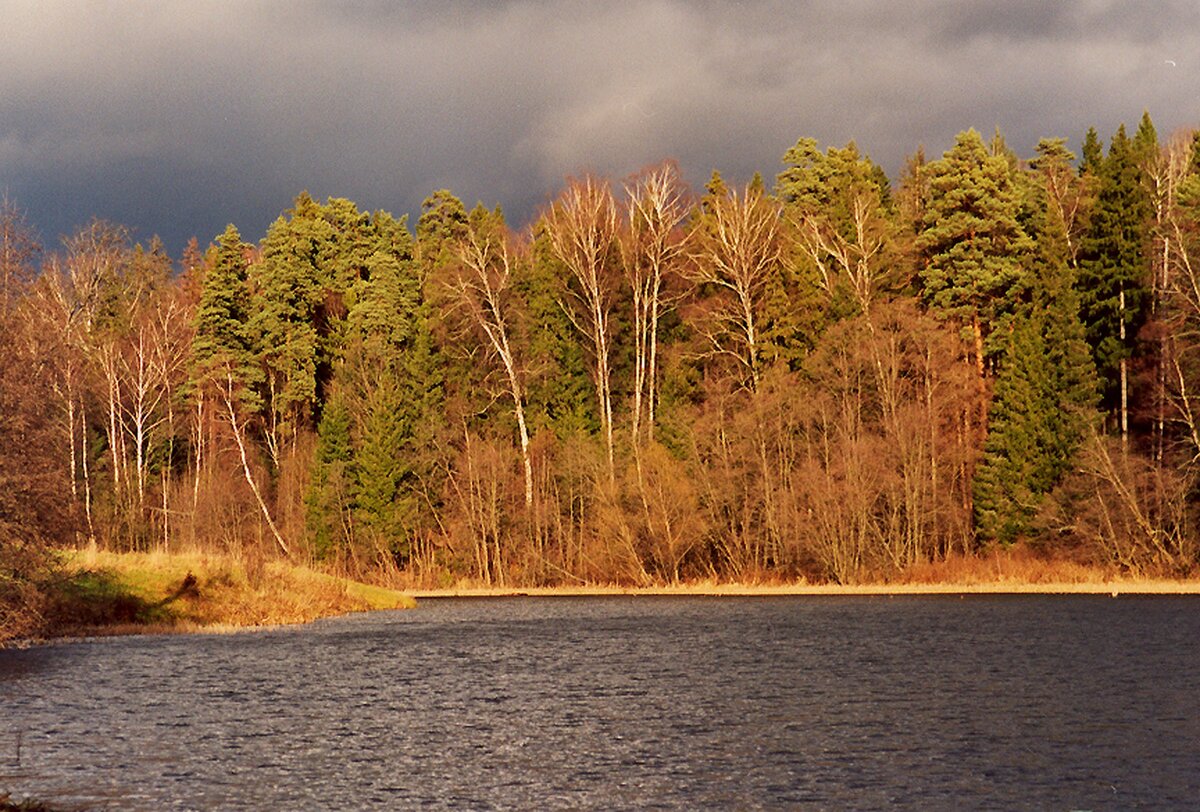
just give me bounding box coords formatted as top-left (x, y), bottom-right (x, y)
top-left (221, 370), bottom-right (291, 558)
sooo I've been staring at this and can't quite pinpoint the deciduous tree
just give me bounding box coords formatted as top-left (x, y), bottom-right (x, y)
top-left (543, 177), bottom-right (621, 481)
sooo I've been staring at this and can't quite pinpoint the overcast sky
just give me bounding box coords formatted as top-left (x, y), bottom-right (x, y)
top-left (1, 0), bottom-right (1197, 255)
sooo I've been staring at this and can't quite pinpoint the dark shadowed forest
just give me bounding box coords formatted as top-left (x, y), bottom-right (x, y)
top-left (4, 115), bottom-right (1200, 629)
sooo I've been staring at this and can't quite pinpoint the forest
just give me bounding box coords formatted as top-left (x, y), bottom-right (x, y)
top-left (3, 113), bottom-right (1200, 619)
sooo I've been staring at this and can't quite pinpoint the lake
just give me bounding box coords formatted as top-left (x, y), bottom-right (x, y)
top-left (2, 595), bottom-right (1199, 809)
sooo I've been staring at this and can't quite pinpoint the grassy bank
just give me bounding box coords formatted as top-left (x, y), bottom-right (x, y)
top-left (17, 548), bottom-right (414, 644)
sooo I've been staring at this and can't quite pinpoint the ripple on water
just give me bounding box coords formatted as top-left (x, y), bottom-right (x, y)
top-left (2, 595), bottom-right (1200, 809)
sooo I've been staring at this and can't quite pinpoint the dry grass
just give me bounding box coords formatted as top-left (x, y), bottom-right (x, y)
top-left (897, 544), bottom-right (1111, 586)
top-left (408, 547), bottom-right (1200, 597)
top-left (31, 547), bottom-right (414, 642)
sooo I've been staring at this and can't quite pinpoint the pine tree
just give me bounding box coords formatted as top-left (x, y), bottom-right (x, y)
top-left (1029, 138), bottom-right (1094, 268)
top-left (249, 194), bottom-right (330, 455)
top-left (347, 251), bottom-right (419, 350)
top-left (416, 189), bottom-right (469, 276)
top-left (916, 128), bottom-right (1033, 393)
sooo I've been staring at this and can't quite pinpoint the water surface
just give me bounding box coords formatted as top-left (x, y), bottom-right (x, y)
top-left (2, 595), bottom-right (1198, 809)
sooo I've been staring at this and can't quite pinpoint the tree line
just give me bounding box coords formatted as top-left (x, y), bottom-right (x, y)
top-left (3, 113), bottom-right (1200, 607)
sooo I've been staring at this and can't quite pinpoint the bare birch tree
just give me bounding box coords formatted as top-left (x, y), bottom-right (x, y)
top-left (544, 177), bottom-right (620, 481)
top-left (218, 365), bottom-right (291, 558)
top-left (620, 163), bottom-right (688, 446)
top-left (689, 186), bottom-right (784, 393)
top-left (789, 180), bottom-right (890, 314)
top-left (451, 226), bottom-right (534, 508)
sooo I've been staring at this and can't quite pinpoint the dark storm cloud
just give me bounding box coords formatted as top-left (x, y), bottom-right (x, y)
top-left (1, 1), bottom-right (1196, 255)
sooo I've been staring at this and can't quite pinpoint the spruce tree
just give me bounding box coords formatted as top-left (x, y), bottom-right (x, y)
top-left (1133, 111), bottom-right (1158, 165)
top-left (521, 227), bottom-right (597, 437)
top-left (974, 193), bottom-right (1099, 542)
top-left (339, 243), bottom-right (444, 566)
top-left (352, 365), bottom-right (411, 560)
top-left (1080, 127), bottom-right (1104, 176)
top-left (304, 390), bottom-right (353, 560)
top-left (1077, 123), bottom-right (1153, 428)
top-left (973, 314), bottom-right (1056, 542)
top-left (192, 225), bottom-right (256, 396)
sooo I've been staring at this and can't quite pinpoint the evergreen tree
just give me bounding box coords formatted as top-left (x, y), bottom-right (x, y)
top-left (1133, 111), bottom-right (1158, 165)
top-left (690, 169), bottom-right (729, 228)
top-left (777, 137), bottom-right (895, 319)
top-left (1080, 127), bottom-right (1104, 176)
top-left (974, 198), bottom-right (1099, 542)
top-left (521, 226), bottom-right (598, 437)
top-left (352, 365), bottom-right (412, 561)
top-left (192, 225), bottom-right (256, 395)
top-left (347, 251), bottom-right (420, 350)
top-left (416, 189), bottom-right (469, 275)
top-left (1077, 122), bottom-right (1153, 425)
top-left (916, 128), bottom-right (1033, 383)
top-left (973, 301), bottom-right (1099, 542)
top-left (339, 241), bottom-right (444, 566)
top-left (304, 390), bottom-right (353, 560)
top-left (1029, 138), bottom-right (1094, 269)
top-left (894, 146), bottom-right (930, 240)
top-left (973, 314), bottom-right (1057, 542)
top-left (249, 194), bottom-right (330, 449)
top-left (704, 169), bottom-right (728, 200)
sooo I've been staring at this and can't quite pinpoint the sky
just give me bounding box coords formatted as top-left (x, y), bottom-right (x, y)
top-left (1, 0), bottom-right (1197, 256)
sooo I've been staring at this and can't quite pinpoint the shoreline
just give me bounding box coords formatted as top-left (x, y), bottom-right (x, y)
top-left (407, 579), bottom-right (1200, 598)
top-left (9, 578), bottom-right (1197, 650)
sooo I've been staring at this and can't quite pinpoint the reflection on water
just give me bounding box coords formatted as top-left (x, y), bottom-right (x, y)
top-left (2, 596), bottom-right (1199, 809)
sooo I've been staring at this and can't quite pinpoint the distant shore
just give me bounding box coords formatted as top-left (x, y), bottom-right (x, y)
top-left (408, 579), bottom-right (1200, 598)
